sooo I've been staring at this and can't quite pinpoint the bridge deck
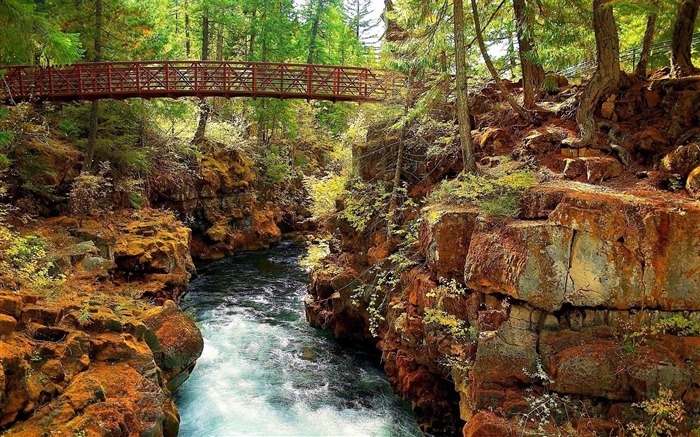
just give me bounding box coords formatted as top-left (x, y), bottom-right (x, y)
top-left (0, 61), bottom-right (403, 104)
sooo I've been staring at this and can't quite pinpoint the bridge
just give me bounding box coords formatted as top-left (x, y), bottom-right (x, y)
top-left (0, 61), bottom-right (403, 104)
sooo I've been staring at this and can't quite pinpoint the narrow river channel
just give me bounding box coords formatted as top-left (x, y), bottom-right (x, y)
top-left (175, 241), bottom-right (422, 436)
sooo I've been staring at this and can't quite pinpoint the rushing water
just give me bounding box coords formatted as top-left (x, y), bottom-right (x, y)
top-left (175, 241), bottom-right (422, 437)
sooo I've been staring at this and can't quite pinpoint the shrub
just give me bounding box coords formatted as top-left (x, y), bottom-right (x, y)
top-left (68, 162), bottom-right (113, 226)
top-left (627, 388), bottom-right (686, 437)
top-left (0, 224), bottom-right (64, 292)
top-left (341, 178), bottom-right (391, 233)
top-left (427, 161), bottom-right (535, 217)
top-left (303, 174), bottom-right (348, 219)
top-left (262, 147), bottom-right (289, 184)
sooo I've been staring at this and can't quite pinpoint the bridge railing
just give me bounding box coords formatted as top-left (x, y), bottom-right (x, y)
top-left (0, 61), bottom-right (404, 103)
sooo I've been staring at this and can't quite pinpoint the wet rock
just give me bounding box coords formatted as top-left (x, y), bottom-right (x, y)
top-left (142, 300), bottom-right (203, 390)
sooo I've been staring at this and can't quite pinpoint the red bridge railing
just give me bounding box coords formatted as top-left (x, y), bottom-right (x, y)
top-left (0, 61), bottom-right (404, 104)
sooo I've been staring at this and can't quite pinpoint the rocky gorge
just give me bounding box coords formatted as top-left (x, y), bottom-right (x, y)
top-left (0, 130), bottom-right (291, 435)
top-left (305, 76), bottom-right (700, 436)
top-left (1, 74), bottom-right (700, 437)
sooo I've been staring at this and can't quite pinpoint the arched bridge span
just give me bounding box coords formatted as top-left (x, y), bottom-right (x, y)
top-left (0, 61), bottom-right (403, 104)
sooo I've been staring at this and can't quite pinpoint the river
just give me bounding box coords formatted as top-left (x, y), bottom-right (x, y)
top-left (175, 241), bottom-right (422, 436)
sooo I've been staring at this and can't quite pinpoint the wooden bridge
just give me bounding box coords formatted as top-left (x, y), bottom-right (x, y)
top-left (0, 61), bottom-right (403, 104)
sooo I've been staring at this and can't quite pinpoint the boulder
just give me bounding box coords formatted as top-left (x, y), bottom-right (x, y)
top-left (550, 191), bottom-right (700, 310)
top-left (549, 340), bottom-right (630, 400)
top-left (0, 295), bottom-right (22, 318)
top-left (661, 143), bottom-right (700, 177)
top-left (687, 165), bottom-right (700, 198)
top-left (471, 306), bottom-right (540, 391)
top-left (141, 300), bottom-right (204, 389)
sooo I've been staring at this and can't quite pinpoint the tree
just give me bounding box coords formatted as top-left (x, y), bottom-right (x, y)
top-left (0, 0), bottom-right (81, 65)
top-left (470, 0), bottom-right (530, 120)
top-left (306, 0), bottom-right (326, 64)
top-left (345, 0), bottom-right (378, 40)
top-left (670, 0), bottom-right (700, 77)
top-left (513, 0), bottom-right (544, 108)
top-left (192, 3), bottom-right (211, 145)
top-left (635, 0), bottom-right (659, 77)
top-left (575, 0), bottom-right (620, 147)
top-left (85, 0), bottom-right (103, 171)
top-left (453, 0), bottom-right (477, 173)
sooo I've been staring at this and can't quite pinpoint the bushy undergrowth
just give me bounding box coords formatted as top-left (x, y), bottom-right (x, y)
top-left (0, 219), bottom-right (63, 293)
top-left (428, 160), bottom-right (535, 217)
top-left (341, 178), bottom-right (392, 233)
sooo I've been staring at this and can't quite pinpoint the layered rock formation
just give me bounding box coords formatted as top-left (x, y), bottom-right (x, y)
top-left (151, 142), bottom-right (282, 259)
top-left (308, 183), bottom-right (700, 435)
top-left (0, 209), bottom-right (203, 436)
top-left (305, 78), bottom-right (700, 435)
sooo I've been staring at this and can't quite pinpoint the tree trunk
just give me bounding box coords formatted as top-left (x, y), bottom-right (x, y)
top-left (201, 8), bottom-right (210, 61)
top-left (85, 0), bottom-right (102, 172)
top-left (471, 0), bottom-right (531, 121)
top-left (193, 8), bottom-right (210, 146)
top-left (216, 22), bottom-right (224, 61)
top-left (635, 6), bottom-right (658, 77)
top-left (513, 0), bottom-right (544, 109)
top-left (248, 8), bottom-right (257, 60)
top-left (575, 0), bottom-right (620, 147)
top-left (453, 0), bottom-right (477, 174)
top-left (508, 33), bottom-right (517, 80)
top-left (670, 0), bottom-right (700, 77)
top-left (307, 0), bottom-right (322, 64)
top-left (185, 0), bottom-right (191, 58)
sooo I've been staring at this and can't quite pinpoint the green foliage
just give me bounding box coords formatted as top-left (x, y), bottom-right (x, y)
top-left (304, 174), bottom-right (348, 219)
top-left (627, 388), bottom-right (686, 437)
top-left (426, 277), bottom-right (467, 299)
top-left (77, 305), bottom-right (93, 327)
top-left (341, 178), bottom-right (391, 233)
top-left (652, 315), bottom-right (700, 337)
top-left (423, 308), bottom-right (476, 341)
top-left (60, 101), bottom-right (151, 176)
top-left (262, 147), bottom-right (290, 184)
top-left (428, 162), bottom-right (535, 217)
top-left (300, 238), bottom-right (331, 272)
top-left (623, 315), bottom-right (700, 352)
top-left (57, 119), bottom-right (80, 138)
top-left (0, 0), bottom-right (82, 64)
top-left (0, 223), bottom-right (64, 293)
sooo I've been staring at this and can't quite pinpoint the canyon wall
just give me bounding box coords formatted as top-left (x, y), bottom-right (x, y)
top-left (306, 79), bottom-right (700, 436)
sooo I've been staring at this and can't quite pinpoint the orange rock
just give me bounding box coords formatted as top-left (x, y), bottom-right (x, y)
top-left (462, 412), bottom-right (515, 437)
top-left (420, 205), bottom-right (479, 281)
top-left (686, 165), bottom-right (700, 198)
top-left (465, 221), bottom-right (572, 312)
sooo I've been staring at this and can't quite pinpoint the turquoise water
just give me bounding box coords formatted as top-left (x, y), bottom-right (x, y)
top-left (175, 241), bottom-right (422, 437)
